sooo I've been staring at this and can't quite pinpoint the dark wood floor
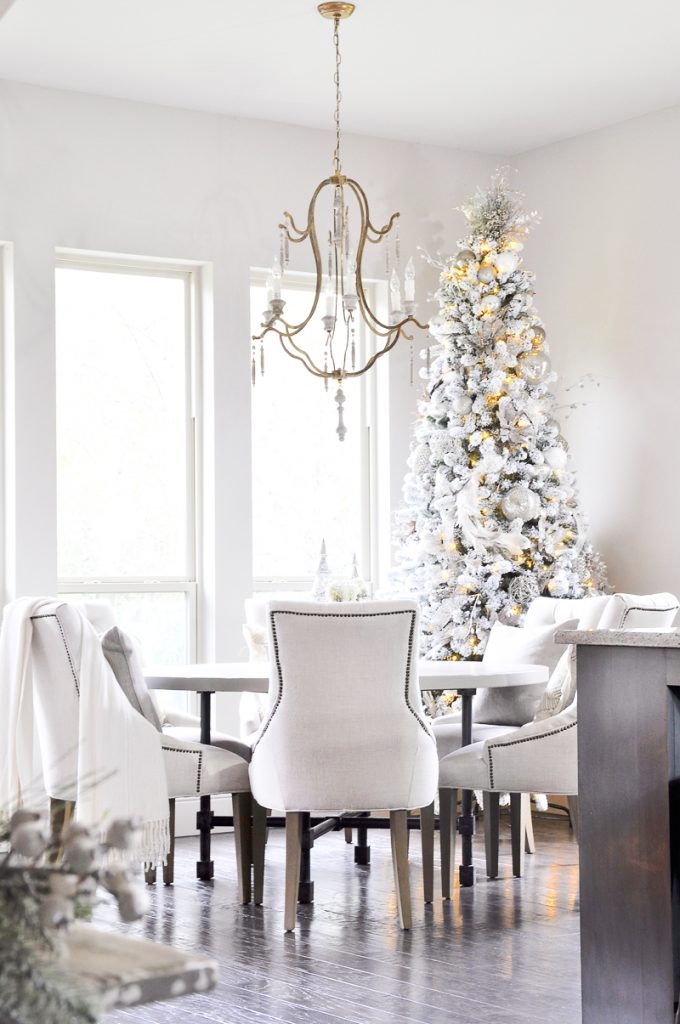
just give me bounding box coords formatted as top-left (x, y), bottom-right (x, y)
top-left (98, 814), bottom-right (581, 1024)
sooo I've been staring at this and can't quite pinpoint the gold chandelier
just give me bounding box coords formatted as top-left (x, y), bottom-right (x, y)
top-left (251, 1), bottom-right (428, 440)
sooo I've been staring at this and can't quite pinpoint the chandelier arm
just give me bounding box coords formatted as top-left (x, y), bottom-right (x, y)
top-left (339, 325), bottom-right (405, 377)
top-left (366, 211), bottom-right (400, 243)
top-left (346, 177), bottom-right (400, 242)
top-left (355, 300), bottom-right (395, 339)
top-left (270, 324), bottom-right (328, 377)
top-left (279, 211), bottom-right (309, 242)
top-left (277, 335), bottom-right (329, 379)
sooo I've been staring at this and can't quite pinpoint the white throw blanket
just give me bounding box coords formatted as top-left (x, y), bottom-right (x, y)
top-left (0, 598), bottom-right (169, 865)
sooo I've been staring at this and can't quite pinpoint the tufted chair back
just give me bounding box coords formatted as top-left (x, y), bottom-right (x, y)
top-left (249, 600), bottom-right (438, 813)
top-left (524, 595), bottom-right (611, 629)
top-left (525, 592), bottom-right (678, 631)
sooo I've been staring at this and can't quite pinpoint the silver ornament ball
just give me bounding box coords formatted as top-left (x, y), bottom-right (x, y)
top-left (477, 264), bottom-right (496, 284)
top-left (498, 604), bottom-right (522, 626)
top-left (454, 249), bottom-right (475, 267)
top-left (501, 485), bottom-right (541, 522)
top-left (518, 350), bottom-right (551, 383)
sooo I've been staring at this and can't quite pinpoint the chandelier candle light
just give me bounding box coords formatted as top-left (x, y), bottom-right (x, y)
top-left (252, 2), bottom-right (428, 440)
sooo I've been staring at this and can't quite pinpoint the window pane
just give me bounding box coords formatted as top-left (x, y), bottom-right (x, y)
top-left (64, 591), bottom-right (190, 712)
top-left (64, 591), bottom-right (189, 664)
top-left (251, 281), bottom-right (365, 579)
top-left (56, 266), bottom-right (190, 579)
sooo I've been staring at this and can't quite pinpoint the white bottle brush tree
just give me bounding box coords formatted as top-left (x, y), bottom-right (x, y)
top-left (394, 173), bottom-right (608, 668)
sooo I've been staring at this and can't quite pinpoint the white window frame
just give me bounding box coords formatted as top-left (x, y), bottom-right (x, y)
top-left (250, 267), bottom-right (381, 593)
top-left (55, 252), bottom-right (201, 662)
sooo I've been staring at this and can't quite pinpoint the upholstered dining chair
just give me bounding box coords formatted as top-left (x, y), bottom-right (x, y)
top-left (438, 697), bottom-right (579, 878)
top-left (29, 601), bottom-right (263, 902)
top-left (429, 611), bottom-right (578, 895)
top-left (438, 591), bottom-right (679, 883)
top-left (249, 599), bottom-right (439, 932)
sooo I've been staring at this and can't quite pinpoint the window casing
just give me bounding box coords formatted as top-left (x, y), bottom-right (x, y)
top-left (55, 255), bottom-right (200, 673)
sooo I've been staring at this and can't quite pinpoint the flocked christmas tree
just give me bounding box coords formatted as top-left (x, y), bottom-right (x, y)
top-left (394, 174), bottom-right (608, 671)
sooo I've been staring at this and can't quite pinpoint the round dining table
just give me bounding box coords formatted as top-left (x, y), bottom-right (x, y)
top-left (145, 659), bottom-right (548, 891)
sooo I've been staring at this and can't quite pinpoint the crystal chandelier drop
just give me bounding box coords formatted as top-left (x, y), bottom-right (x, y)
top-left (251, 1), bottom-right (428, 440)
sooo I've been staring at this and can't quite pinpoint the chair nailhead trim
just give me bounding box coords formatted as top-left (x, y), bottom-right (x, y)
top-left (31, 612), bottom-right (80, 697)
top-left (252, 608), bottom-right (432, 751)
top-left (162, 745), bottom-right (203, 793)
top-left (487, 721), bottom-right (577, 789)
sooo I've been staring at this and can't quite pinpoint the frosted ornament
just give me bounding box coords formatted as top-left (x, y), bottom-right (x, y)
top-left (452, 393), bottom-right (473, 415)
top-left (454, 249), bottom-right (475, 267)
top-left (508, 575), bottom-right (540, 606)
top-left (544, 446), bottom-right (568, 470)
top-left (428, 315), bottom-right (454, 342)
top-left (501, 485), bottom-right (541, 522)
top-left (481, 293), bottom-right (501, 314)
top-left (493, 251), bottom-right (519, 276)
top-left (518, 350), bottom-right (551, 383)
top-left (477, 264), bottom-right (497, 284)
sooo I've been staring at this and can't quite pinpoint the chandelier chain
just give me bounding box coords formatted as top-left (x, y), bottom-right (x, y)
top-left (333, 15), bottom-right (342, 175)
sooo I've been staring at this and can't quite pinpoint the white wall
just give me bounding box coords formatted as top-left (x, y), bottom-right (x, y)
top-left (516, 106), bottom-right (680, 597)
top-left (0, 79), bottom-right (495, 729)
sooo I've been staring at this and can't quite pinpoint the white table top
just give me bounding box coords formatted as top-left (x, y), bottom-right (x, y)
top-left (144, 660), bottom-right (548, 693)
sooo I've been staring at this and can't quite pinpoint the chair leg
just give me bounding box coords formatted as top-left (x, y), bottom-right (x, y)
top-left (49, 797), bottom-right (75, 840)
top-left (390, 810), bottom-right (412, 929)
top-left (420, 802), bottom-right (435, 904)
top-left (232, 792), bottom-right (253, 904)
top-left (284, 812), bottom-right (303, 932)
top-left (439, 787), bottom-right (457, 900)
top-left (49, 798), bottom-right (75, 865)
top-left (567, 795), bottom-right (579, 840)
top-left (162, 799), bottom-right (176, 885)
top-left (523, 794), bottom-right (535, 854)
top-left (252, 799), bottom-right (267, 906)
top-left (510, 793), bottom-right (527, 877)
top-left (344, 827), bottom-right (353, 844)
top-left (483, 791), bottom-right (500, 879)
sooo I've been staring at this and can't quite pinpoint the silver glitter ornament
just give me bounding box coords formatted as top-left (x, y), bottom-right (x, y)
top-left (501, 485), bottom-right (541, 522)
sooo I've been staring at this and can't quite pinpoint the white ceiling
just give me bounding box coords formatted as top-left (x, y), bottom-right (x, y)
top-left (0, 0), bottom-right (679, 154)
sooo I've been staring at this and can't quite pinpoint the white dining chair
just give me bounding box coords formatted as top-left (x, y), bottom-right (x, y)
top-left (248, 599), bottom-right (439, 931)
top-left (439, 591), bottom-right (679, 881)
top-left (29, 601), bottom-right (263, 901)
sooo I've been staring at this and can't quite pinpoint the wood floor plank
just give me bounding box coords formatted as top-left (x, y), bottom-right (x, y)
top-left (98, 817), bottom-right (581, 1023)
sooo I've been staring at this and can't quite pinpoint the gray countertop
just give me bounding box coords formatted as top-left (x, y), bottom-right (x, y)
top-left (555, 627), bottom-right (680, 648)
